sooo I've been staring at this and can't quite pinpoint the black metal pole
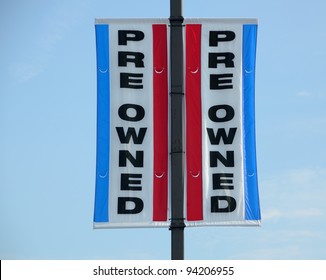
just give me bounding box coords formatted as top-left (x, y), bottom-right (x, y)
top-left (169, 0), bottom-right (185, 260)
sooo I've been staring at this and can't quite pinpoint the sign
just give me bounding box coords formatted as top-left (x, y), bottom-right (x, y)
top-left (184, 19), bottom-right (260, 226)
top-left (94, 19), bottom-right (170, 228)
top-left (94, 19), bottom-right (260, 228)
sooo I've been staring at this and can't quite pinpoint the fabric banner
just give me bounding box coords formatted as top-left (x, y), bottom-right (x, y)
top-left (185, 19), bottom-right (260, 226)
top-left (94, 18), bottom-right (260, 228)
top-left (94, 19), bottom-right (169, 228)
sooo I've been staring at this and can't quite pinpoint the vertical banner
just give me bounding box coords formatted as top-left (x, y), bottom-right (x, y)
top-left (94, 19), bottom-right (169, 228)
top-left (185, 19), bottom-right (260, 226)
top-left (94, 18), bottom-right (260, 228)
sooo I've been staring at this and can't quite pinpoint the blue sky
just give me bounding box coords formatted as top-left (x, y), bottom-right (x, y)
top-left (1, 0), bottom-right (326, 260)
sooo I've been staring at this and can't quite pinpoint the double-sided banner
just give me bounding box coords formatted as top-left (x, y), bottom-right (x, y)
top-left (94, 19), bottom-right (260, 228)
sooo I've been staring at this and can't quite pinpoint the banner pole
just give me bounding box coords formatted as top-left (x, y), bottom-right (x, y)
top-left (169, 0), bottom-right (185, 260)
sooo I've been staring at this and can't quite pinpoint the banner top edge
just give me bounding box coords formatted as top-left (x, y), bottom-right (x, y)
top-left (184, 18), bottom-right (258, 24)
top-left (95, 18), bottom-right (258, 25)
top-left (95, 18), bottom-right (169, 24)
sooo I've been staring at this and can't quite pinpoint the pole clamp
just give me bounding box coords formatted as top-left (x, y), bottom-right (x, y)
top-left (169, 16), bottom-right (184, 26)
top-left (169, 218), bottom-right (186, 230)
top-left (169, 91), bottom-right (184, 95)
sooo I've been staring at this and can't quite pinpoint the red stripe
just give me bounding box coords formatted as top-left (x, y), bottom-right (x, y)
top-left (153, 24), bottom-right (168, 221)
top-left (186, 24), bottom-right (203, 221)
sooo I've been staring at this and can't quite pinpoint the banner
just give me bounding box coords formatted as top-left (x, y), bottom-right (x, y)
top-left (185, 19), bottom-right (260, 226)
top-left (94, 19), bottom-right (170, 228)
top-left (94, 19), bottom-right (260, 228)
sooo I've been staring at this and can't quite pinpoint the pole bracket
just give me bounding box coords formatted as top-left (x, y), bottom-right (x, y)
top-left (169, 91), bottom-right (184, 95)
top-left (169, 16), bottom-right (184, 25)
top-left (169, 218), bottom-right (186, 230)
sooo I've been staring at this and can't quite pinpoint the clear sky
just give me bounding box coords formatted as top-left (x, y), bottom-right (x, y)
top-left (1, 0), bottom-right (326, 260)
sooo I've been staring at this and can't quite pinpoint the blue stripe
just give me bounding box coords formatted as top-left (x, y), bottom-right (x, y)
top-left (243, 24), bottom-right (261, 221)
top-left (94, 24), bottom-right (110, 222)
